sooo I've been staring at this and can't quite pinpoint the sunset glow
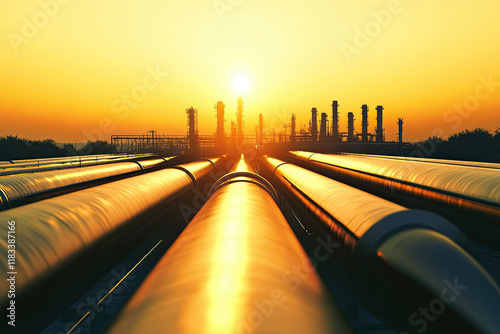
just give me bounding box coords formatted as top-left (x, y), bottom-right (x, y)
top-left (1, 1), bottom-right (499, 143)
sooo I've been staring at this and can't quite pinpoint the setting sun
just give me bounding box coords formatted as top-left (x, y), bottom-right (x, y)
top-left (232, 75), bottom-right (249, 94)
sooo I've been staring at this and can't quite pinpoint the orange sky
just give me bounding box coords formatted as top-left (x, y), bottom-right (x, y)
top-left (1, 1), bottom-right (499, 143)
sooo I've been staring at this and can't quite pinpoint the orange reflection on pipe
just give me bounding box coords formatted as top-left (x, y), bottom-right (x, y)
top-left (206, 197), bottom-right (248, 333)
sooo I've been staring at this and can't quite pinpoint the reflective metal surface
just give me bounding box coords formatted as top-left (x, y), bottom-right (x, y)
top-left (0, 154), bottom-right (156, 176)
top-left (292, 151), bottom-right (500, 205)
top-left (287, 151), bottom-right (500, 247)
top-left (340, 152), bottom-right (500, 169)
top-left (1, 153), bottom-right (154, 169)
top-left (0, 160), bottom-right (217, 307)
top-left (0, 158), bottom-right (176, 210)
top-left (375, 228), bottom-right (500, 333)
top-left (260, 156), bottom-right (500, 333)
top-left (107, 157), bottom-right (353, 334)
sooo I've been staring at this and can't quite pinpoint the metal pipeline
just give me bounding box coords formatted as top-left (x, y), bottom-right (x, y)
top-left (0, 158), bottom-right (225, 333)
top-left (259, 156), bottom-right (500, 334)
top-left (286, 151), bottom-right (500, 248)
top-left (0, 153), bottom-right (154, 168)
top-left (0, 153), bottom-right (156, 177)
top-left (0, 157), bottom-right (177, 211)
top-left (339, 152), bottom-right (500, 170)
top-left (106, 156), bottom-right (354, 334)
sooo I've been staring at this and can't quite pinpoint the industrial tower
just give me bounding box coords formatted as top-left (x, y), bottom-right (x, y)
top-left (186, 107), bottom-right (198, 154)
top-left (215, 101), bottom-right (225, 154)
top-left (332, 101), bottom-right (339, 142)
top-left (237, 97), bottom-right (244, 149)
top-left (376, 106), bottom-right (384, 143)
top-left (398, 118), bottom-right (404, 144)
top-left (311, 108), bottom-right (318, 143)
top-left (361, 105), bottom-right (369, 142)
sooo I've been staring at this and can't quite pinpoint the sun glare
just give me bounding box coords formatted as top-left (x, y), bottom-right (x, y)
top-left (232, 75), bottom-right (249, 93)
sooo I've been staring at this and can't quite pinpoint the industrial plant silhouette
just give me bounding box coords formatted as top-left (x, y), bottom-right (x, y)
top-left (111, 99), bottom-right (407, 156)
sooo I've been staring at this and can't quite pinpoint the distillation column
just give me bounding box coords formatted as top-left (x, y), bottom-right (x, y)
top-left (215, 101), bottom-right (225, 154)
top-left (361, 104), bottom-right (368, 142)
top-left (319, 112), bottom-right (327, 142)
top-left (347, 112), bottom-right (355, 142)
top-left (332, 100), bottom-right (339, 142)
top-left (375, 106), bottom-right (383, 142)
top-left (311, 108), bottom-right (318, 143)
top-left (237, 97), bottom-right (244, 149)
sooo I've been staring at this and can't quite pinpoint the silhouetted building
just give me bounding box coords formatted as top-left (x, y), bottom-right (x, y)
top-left (237, 97), bottom-right (244, 149)
top-left (215, 101), bottom-right (225, 154)
top-left (186, 107), bottom-right (198, 154)
top-left (332, 100), bottom-right (339, 142)
top-left (311, 108), bottom-right (318, 143)
top-left (348, 112), bottom-right (355, 142)
top-left (291, 114), bottom-right (297, 142)
top-left (258, 113), bottom-right (264, 145)
top-left (361, 105), bottom-right (369, 142)
top-left (398, 118), bottom-right (404, 144)
top-left (320, 112), bottom-right (327, 142)
top-left (376, 106), bottom-right (384, 143)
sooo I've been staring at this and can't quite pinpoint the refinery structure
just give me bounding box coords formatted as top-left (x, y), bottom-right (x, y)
top-left (111, 99), bottom-right (408, 155)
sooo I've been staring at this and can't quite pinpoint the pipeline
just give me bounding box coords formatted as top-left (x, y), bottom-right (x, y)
top-left (106, 156), bottom-right (354, 334)
top-left (0, 157), bottom-right (225, 333)
top-left (339, 152), bottom-right (500, 169)
top-left (0, 157), bottom-right (177, 211)
top-left (0, 153), bottom-right (156, 177)
top-left (259, 156), bottom-right (500, 334)
top-left (0, 153), bottom-right (154, 168)
top-left (286, 151), bottom-right (500, 248)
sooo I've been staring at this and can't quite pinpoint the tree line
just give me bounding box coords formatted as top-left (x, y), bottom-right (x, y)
top-left (411, 128), bottom-right (500, 163)
top-left (0, 136), bottom-right (112, 160)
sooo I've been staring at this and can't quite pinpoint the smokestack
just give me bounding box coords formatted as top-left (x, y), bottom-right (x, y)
top-left (291, 113), bottom-right (297, 142)
top-left (311, 108), bottom-right (318, 142)
top-left (332, 100), bottom-right (339, 142)
top-left (237, 97), bottom-right (244, 149)
top-left (376, 106), bottom-right (384, 143)
top-left (361, 105), bottom-right (368, 142)
top-left (258, 113), bottom-right (264, 145)
top-left (186, 107), bottom-right (198, 154)
top-left (398, 118), bottom-right (404, 144)
top-left (347, 112), bottom-right (355, 142)
top-left (215, 101), bottom-right (225, 154)
top-left (320, 113), bottom-right (327, 142)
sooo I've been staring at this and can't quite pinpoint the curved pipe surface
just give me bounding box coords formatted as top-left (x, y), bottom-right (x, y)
top-left (260, 156), bottom-right (500, 334)
top-left (339, 152), bottom-right (500, 169)
top-left (0, 157), bottom-right (176, 211)
top-left (0, 159), bottom-right (222, 332)
top-left (287, 151), bottom-right (500, 248)
top-left (0, 153), bottom-right (154, 168)
top-left (0, 154), bottom-right (156, 176)
top-left (107, 156), bottom-right (353, 334)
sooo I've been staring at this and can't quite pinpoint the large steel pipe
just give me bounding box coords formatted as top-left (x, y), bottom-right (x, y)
top-left (259, 156), bottom-right (500, 334)
top-left (106, 156), bottom-right (354, 334)
top-left (340, 152), bottom-right (500, 169)
top-left (0, 153), bottom-right (156, 177)
top-left (0, 157), bottom-right (176, 211)
top-left (0, 158), bottom-right (225, 333)
top-left (286, 151), bottom-right (500, 248)
top-left (0, 153), bottom-right (154, 168)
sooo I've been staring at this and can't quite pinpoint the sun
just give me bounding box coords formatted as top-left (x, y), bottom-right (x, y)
top-left (232, 75), bottom-right (249, 93)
